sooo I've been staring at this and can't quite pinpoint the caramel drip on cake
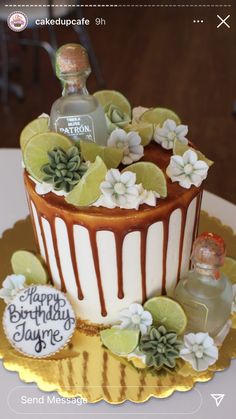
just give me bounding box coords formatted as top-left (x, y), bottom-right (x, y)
top-left (89, 230), bottom-right (107, 317)
top-left (38, 216), bottom-right (53, 282)
top-left (67, 223), bottom-right (84, 300)
top-left (162, 219), bottom-right (170, 294)
top-left (115, 233), bottom-right (125, 299)
top-left (176, 207), bottom-right (188, 283)
top-left (50, 219), bottom-right (67, 293)
top-left (141, 229), bottom-right (148, 303)
top-left (189, 191), bottom-right (203, 269)
top-left (26, 195), bottom-right (40, 253)
top-left (193, 191), bottom-right (203, 245)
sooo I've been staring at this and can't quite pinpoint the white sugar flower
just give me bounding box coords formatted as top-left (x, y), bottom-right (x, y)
top-left (166, 149), bottom-right (209, 189)
top-left (118, 303), bottom-right (153, 335)
top-left (154, 119), bottom-right (188, 150)
top-left (232, 284), bottom-right (236, 313)
top-left (100, 169), bottom-right (140, 209)
top-left (180, 332), bottom-right (218, 371)
top-left (107, 128), bottom-right (144, 165)
top-left (92, 170), bottom-right (160, 210)
top-left (0, 274), bottom-right (27, 304)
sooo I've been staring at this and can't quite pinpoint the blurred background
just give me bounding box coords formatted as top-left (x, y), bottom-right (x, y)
top-left (0, 1), bottom-right (235, 203)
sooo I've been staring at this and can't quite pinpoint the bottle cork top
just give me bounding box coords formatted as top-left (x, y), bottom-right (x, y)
top-left (56, 43), bottom-right (91, 79)
top-left (191, 232), bottom-right (226, 270)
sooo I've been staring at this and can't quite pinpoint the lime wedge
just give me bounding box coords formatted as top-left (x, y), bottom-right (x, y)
top-left (20, 117), bottom-right (50, 151)
top-left (173, 139), bottom-right (214, 167)
top-left (11, 250), bottom-right (48, 285)
top-left (122, 162), bottom-right (167, 198)
top-left (80, 140), bottom-right (123, 169)
top-left (66, 156), bottom-right (107, 207)
top-left (144, 296), bottom-right (187, 335)
top-left (125, 122), bottom-right (153, 146)
top-left (100, 328), bottom-right (140, 355)
top-left (94, 90), bottom-right (131, 116)
top-left (23, 132), bottom-right (73, 182)
top-left (140, 108), bottom-right (181, 127)
top-left (220, 257), bottom-right (236, 284)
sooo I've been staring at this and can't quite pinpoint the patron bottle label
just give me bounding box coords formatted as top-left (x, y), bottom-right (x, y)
top-left (55, 115), bottom-right (95, 141)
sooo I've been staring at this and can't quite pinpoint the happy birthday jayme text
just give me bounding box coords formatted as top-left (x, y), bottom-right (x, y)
top-left (7, 287), bottom-right (75, 353)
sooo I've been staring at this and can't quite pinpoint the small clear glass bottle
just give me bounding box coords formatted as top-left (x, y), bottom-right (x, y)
top-left (174, 232), bottom-right (233, 337)
top-left (50, 43), bottom-right (108, 144)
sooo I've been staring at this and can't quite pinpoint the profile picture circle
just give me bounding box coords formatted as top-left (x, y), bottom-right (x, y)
top-left (7, 11), bottom-right (28, 32)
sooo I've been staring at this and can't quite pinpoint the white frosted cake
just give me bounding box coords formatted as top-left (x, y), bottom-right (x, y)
top-left (24, 141), bottom-right (203, 325)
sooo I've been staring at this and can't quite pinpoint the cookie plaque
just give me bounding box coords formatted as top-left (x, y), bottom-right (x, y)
top-left (3, 285), bottom-right (76, 358)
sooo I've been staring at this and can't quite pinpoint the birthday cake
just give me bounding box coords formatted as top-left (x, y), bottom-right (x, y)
top-left (1, 45), bottom-right (235, 389)
top-left (23, 135), bottom-right (203, 326)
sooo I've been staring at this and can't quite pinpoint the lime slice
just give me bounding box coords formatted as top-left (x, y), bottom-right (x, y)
top-left (144, 296), bottom-right (187, 335)
top-left (220, 257), bottom-right (236, 284)
top-left (122, 162), bottom-right (167, 198)
top-left (125, 122), bottom-right (153, 146)
top-left (94, 90), bottom-right (131, 116)
top-left (173, 139), bottom-right (214, 167)
top-left (66, 156), bottom-right (107, 207)
top-left (23, 132), bottom-right (72, 182)
top-left (20, 117), bottom-right (50, 151)
top-left (11, 250), bottom-right (48, 285)
top-left (140, 107), bottom-right (181, 127)
top-left (100, 328), bottom-right (140, 355)
top-left (80, 140), bottom-right (123, 169)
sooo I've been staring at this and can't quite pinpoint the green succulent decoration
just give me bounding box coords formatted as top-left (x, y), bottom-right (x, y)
top-left (139, 325), bottom-right (183, 370)
top-left (104, 103), bottom-right (131, 133)
top-left (41, 146), bottom-right (88, 192)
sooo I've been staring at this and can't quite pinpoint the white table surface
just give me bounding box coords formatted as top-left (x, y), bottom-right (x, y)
top-left (0, 149), bottom-right (235, 418)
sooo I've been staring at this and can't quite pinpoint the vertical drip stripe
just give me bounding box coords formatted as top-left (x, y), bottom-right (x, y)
top-left (89, 231), bottom-right (107, 317)
top-left (38, 216), bottom-right (53, 281)
top-left (31, 202), bottom-right (46, 259)
top-left (189, 192), bottom-right (202, 268)
top-left (141, 229), bottom-right (148, 303)
top-left (118, 364), bottom-right (127, 402)
top-left (137, 370), bottom-right (146, 401)
top-left (50, 219), bottom-right (67, 293)
top-left (115, 234), bottom-right (125, 299)
top-left (176, 208), bottom-right (188, 283)
top-left (67, 358), bottom-right (75, 389)
top-left (27, 199), bottom-right (40, 253)
top-left (195, 191), bottom-right (203, 238)
top-left (82, 351), bottom-right (90, 398)
top-left (102, 351), bottom-right (111, 402)
top-left (67, 224), bottom-right (84, 300)
top-left (162, 220), bottom-right (169, 294)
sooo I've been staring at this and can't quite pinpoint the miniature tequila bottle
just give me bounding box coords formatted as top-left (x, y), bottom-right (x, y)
top-left (174, 232), bottom-right (233, 337)
top-left (50, 43), bottom-right (108, 144)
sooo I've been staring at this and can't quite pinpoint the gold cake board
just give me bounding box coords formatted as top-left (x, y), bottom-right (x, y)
top-left (0, 212), bottom-right (236, 404)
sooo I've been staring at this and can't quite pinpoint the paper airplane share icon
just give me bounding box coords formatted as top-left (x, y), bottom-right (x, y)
top-left (211, 394), bottom-right (225, 407)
